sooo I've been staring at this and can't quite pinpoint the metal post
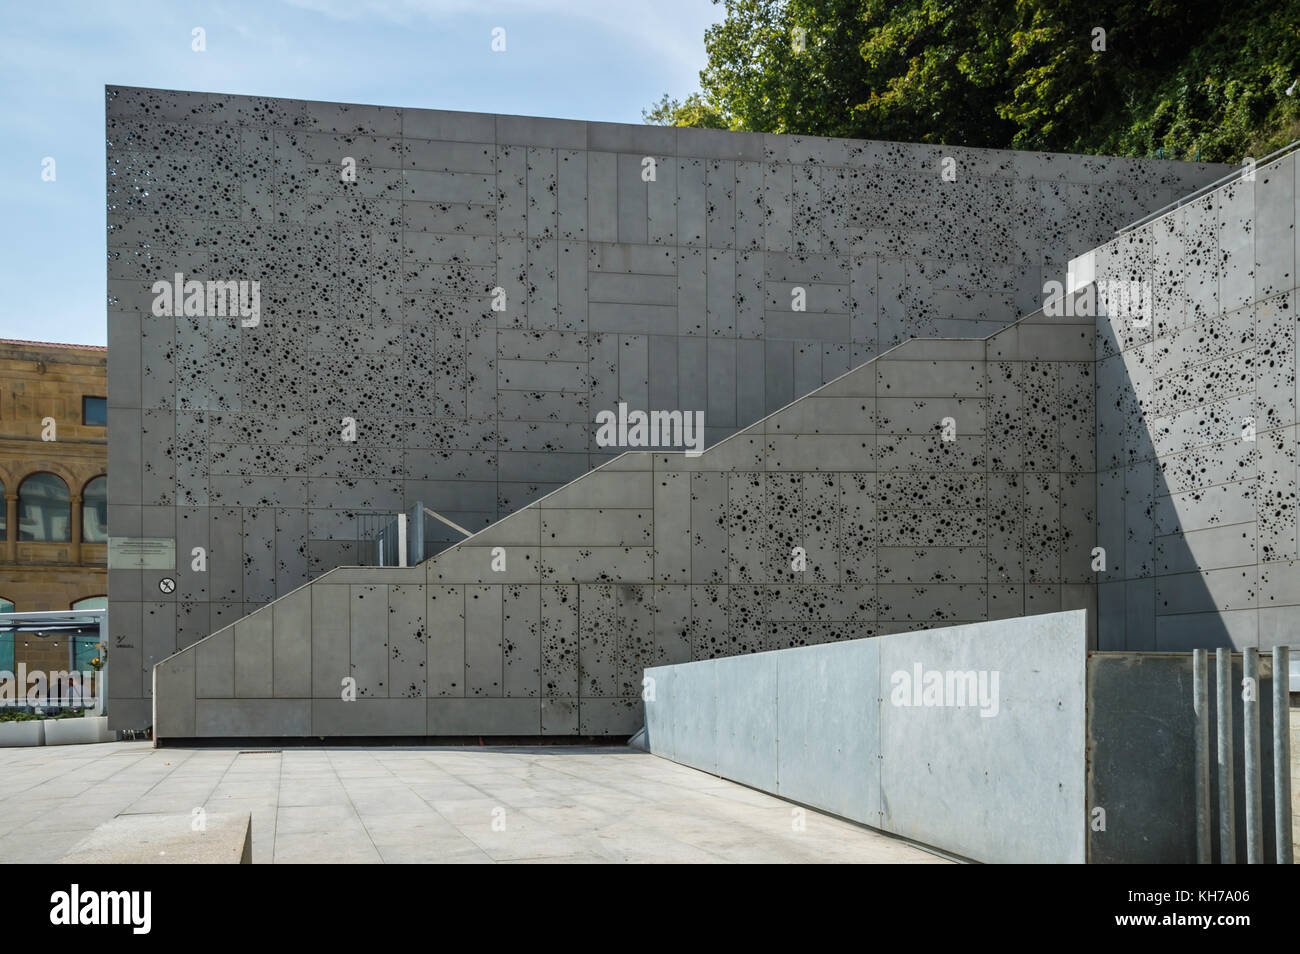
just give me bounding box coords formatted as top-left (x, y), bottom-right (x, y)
top-left (1194, 649), bottom-right (1212, 863)
top-left (397, 513), bottom-right (407, 568)
top-left (412, 501), bottom-right (425, 566)
top-left (1244, 648), bottom-right (1263, 863)
top-left (96, 658), bottom-right (107, 717)
top-left (1275, 645), bottom-right (1293, 865)
top-left (1217, 647), bottom-right (1236, 863)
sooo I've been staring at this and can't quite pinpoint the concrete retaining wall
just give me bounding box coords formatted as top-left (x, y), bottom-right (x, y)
top-left (643, 610), bottom-right (1293, 862)
top-left (643, 610), bottom-right (1089, 863)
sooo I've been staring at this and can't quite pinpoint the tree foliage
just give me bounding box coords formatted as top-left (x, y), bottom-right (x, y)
top-left (647, 0), bottom-right (1300, 161)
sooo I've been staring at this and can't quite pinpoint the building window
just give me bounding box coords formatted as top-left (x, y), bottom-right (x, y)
top-left (72, 596), bottom-right (107, 610)
top-left (0, 600), bottom-right (12, 674)
top-left (82, 476), bottom-right (108, 543)
top-left (83, 396), bottom-right (107, 426)
top-left (18, 473), bottom-right (71, 541)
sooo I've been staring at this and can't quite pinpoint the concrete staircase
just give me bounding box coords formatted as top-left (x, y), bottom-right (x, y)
top-left (153, 299), bottom-right (1098, 740)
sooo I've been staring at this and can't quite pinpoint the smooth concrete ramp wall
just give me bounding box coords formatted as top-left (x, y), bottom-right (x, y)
top-left (643, 609), bottom-right (1294, 862)
top-left (642, 610), bottom-right (1089, 864)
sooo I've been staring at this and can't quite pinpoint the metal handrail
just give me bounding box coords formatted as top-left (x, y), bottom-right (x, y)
top-left (356, 502), bottom-right (472, 567)
top-left (1115, 137), bottom-right (1300, 236)
top-left (422, 506), bottom-right (472, 539)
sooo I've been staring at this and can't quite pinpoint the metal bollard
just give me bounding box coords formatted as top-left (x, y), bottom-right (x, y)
top-left (1217, 647), bottom-right (1236, 863)
top-left (1244, 648), bottom-right (1262, 863)
top-left (1194, 649), bottom-right (1212, 864)
top-left (1275, 645), bottom-right (1294, 865)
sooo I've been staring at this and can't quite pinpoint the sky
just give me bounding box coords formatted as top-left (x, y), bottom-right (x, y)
top-left (0, 0), bottom-right (724, 346)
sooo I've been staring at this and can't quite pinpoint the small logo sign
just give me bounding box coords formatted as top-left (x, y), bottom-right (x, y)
top-left (158, 578), bottom-right (176, 594)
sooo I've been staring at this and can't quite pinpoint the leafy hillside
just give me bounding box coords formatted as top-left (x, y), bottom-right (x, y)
top-left (646, 0), bottom-right (1300, 162)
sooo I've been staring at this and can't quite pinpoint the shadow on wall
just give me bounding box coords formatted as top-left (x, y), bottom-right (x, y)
top-left (1093, 157), bottom-right (1300, 652)
top-left (1096, 291), bottom-right (1226, 650)
top-left (1086, 649), bottom-right (1285, 863)
top-left (1081, 160), bottom-right (1300, 859)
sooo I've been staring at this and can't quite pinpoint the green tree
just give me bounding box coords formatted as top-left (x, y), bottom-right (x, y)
top-left (652, 0), bottom-right (1300, 161)
top-left (659, 0), bottom-right (1018, 143)
top-left (849, 0), bottom-right (1017, 146)
top-left (999, 0), bottom-right (1220, 153)
top-left (642, 93), bottom-right (731, 128)
top-left (1093, 0), bottom-right (1300, 161)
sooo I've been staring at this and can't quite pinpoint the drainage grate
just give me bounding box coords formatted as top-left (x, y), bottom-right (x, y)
top-left (237, 750), bottom-right (282, 755)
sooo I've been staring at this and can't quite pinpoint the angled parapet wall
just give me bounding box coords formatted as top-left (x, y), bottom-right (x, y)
top-left (153, 307), bottom-right (1098, 740)
top-left (1090, 149), bottom-right (1300, 651)
top-left (639, 612), bottom-right (1291, 863)
top-left (641, 610), bottom-right (1090, 864)
top-left (107, 84), bottom-right (1227, 730)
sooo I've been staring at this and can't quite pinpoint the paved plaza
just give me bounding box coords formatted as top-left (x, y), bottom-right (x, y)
top-left (0, 743), bottom-right (946, 864)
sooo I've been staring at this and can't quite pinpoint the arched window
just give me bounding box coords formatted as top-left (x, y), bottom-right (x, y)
top-left (82, 476), bottom-right (108, 543)
top-left (72, 596), bottom-right (107, 610)
top-left (0, 597), bottom-right (13, 613)
top-left (18, 473), bottom-right (70, 541)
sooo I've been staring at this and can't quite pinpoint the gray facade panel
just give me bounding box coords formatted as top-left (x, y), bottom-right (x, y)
top-left (1092, 152), bottom-right (1300, 649)
top-left (121, 87), bottom-right (1234, 733)
top-left (152, 306), bottom-right (1103, 737)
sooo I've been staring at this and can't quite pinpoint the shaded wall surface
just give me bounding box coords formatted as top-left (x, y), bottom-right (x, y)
top-left (1087, 651), bottom-right (1283, 863)
top-left (108, 85), bottom-right (1224, 728)
top-left (1092, 151), bottom-right (1300, 651)
top-left (153, 309), bottom-right (1098, 739)
top-left (642, 611), bottom-right (1090, 864)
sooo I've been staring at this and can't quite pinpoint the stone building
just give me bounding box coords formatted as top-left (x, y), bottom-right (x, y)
top-left (0, 338), bottom-right (108, 683)
top-left (0, 338), bottom-right (109, 613)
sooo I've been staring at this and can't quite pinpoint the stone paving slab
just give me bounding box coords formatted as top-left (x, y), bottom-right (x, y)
top-left (0, 742), bottom-right (947, 864)
top-left (58, 812), bottom-right (251, 864)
